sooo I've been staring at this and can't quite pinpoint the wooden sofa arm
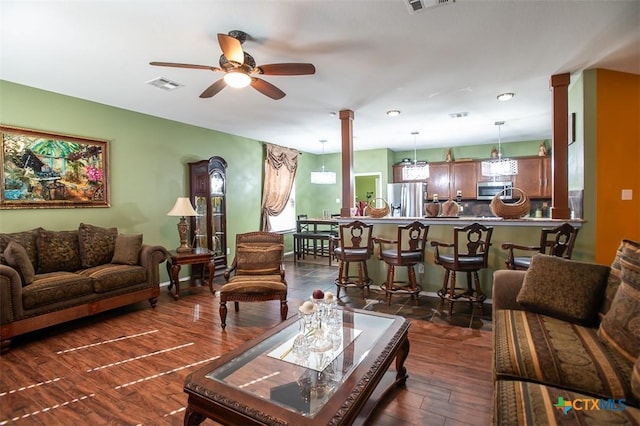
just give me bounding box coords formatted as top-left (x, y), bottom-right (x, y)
top-left (492, 269), bottom-right (528, 313)
top-left (0, 264), bottom-right (24, 324)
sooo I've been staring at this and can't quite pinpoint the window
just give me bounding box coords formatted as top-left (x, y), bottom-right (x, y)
top-left (267, 185), bottom-right (296, 233)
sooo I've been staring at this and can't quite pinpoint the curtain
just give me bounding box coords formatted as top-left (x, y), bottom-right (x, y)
top-left (261, 143), bottom-right (299, 231)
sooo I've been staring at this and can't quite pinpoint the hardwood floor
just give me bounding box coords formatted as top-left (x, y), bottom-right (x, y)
top-left (0, 259), bottom-right (493, 425)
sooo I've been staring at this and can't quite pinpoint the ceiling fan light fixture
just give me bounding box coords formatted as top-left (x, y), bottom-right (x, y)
top-left (497, 92), bottom-right (514, 101)
top-left (224, 71), bottom-right (251, 88)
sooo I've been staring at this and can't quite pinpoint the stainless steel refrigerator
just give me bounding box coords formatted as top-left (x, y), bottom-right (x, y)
top-left (387, 182), bottom-right (428, 217)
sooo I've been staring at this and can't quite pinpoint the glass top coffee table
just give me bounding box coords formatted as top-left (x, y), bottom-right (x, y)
top-left (183, 308), bottom-right (410, 425)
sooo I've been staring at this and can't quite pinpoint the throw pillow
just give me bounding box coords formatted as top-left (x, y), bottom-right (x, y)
top-left (36, 229), bottom-right (82, 273)
top-left (598, 239), bottom-right (640, 362)
top-left (3, 241), bottom-right (36, 285)
top-left (0, 228), bottom-right (42, 270)
top-left (111, 234), bottom-right (143, 265)
top-left (516, 254), bottom-right (610, 326)
top-left (235, 243), bottom-right (283, 276)
top-left (599, 240), bottom-right (624, 320)
top-left (78, 223), bottom-right (118, 268)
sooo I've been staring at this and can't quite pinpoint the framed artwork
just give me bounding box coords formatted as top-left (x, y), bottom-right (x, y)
top-left (1, 125), bottom-right (110, 209)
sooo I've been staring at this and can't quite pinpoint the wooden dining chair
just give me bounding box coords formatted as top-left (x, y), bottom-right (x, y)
top-left (431, 222), bottom-right (493, 316)
top-left (501, 222), bottom-right (579, 270)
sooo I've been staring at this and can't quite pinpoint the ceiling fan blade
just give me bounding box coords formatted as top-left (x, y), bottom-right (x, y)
top-left (199, 79), bottom-right (227, 98)
top-left (150, 61), bottom-right (220, 72)
top-left (217, 33), bottom-right (244, 65)
top-left (258, 63), bottom-right (316, 76)
top-left (251, 78), bottom-right (286, 100)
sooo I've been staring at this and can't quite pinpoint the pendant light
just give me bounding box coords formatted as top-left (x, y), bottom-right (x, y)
top-left (481, 121), bottom-right (518, 180)
top-left (310, 140), bottom-right (336, 184)
top-left (402, 131), bottom-right (429, 180)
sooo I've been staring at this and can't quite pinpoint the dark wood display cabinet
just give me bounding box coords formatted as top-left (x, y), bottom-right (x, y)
top-left (189, 156), bottom-right (227, 281)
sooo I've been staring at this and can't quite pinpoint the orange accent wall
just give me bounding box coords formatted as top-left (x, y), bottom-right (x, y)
top-left (595, 70), bottom-right (640, 263)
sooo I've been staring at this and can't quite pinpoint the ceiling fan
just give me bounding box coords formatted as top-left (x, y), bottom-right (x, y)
top-left (150, 30), bottom-right (316, 100)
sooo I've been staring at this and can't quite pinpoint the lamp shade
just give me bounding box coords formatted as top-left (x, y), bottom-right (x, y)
top-left (167, 197), bottom-right (198, 217)
top-left (401, 163), bottom-right (430, 180)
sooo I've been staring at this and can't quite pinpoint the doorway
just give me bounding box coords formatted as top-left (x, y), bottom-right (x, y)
top-left (355, 172), bottom-right (383, 207)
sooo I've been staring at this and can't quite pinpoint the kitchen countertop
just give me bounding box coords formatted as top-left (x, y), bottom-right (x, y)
top-left (334, 216), bottom-right (585, 227)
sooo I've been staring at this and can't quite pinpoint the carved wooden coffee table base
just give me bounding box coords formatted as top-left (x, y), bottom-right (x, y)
top-left (183, 308), bottom-right (410, 426)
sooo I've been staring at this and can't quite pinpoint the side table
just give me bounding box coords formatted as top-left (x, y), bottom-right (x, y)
top-left (166, 249), bottom-right (215, 300)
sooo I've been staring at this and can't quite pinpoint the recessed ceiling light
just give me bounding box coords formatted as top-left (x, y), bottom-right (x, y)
top-left (386, 110), bottom-right (401, 117)
top-left (497, 92), bottom-right (515, 101)
top-left (146, 77), bottom-right (183, 91)
top-left (449, 112), bottom-right (469, 118)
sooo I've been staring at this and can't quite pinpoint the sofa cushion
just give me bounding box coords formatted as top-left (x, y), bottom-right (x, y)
top-left (23, 272), bottom-right (94, 310)
top-left (227, 274), bottom-right (284, 283)
top-left (3, 241), bottom-right (35, 285)
top-left (235, 243), bottom-right (283, 275)
top-left (78, 223), bottom-right (118, 268)
top-left (494, 380), bottom-right (640, 426)
top-left (599, 239), bottom-right (640, 363)
top-left (516, 254), bottom-right (609, 326)
top-left (111, 234), bottom-right (143, 265)
top-left (494, 309), bottom-right (636, 406)
top-left (79, 264), bottom-right (147, 293)
top-left (36, 229), bottom-right (82, 273)
top-left (0, 228), bottom-right (41, 270)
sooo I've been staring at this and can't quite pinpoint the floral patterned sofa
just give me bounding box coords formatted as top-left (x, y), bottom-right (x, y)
top-left (491, 240), bottom-right (640, 425)
top-left (0, 224), bottom-right (167, 352)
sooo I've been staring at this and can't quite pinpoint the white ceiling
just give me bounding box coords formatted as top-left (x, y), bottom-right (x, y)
top-left (1, 0), bottom-right (638, 155)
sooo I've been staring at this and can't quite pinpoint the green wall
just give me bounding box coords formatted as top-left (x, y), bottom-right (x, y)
top-left (0, 80), bottom-right (295, 282)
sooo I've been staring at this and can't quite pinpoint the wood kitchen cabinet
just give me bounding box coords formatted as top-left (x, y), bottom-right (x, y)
top-left (513, 156), bottom-right (551, 198)
top-left (426, 163), bottom-right (451, 200)
top-left (450, 161), bottom-right (477, 199)
top-left (424, 161), bottom-right (477, 200)
top-left (393, 156), bottom-right (550, 200)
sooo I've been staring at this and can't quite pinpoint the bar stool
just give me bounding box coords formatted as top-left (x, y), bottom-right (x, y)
top-left (374, 221), bottom-right (429, 305)
top-left (502, 222), bottom-right (579, 270)
top-left (431, 222), bottom-right (493, 316)
top-left (332, 220), bottom-right (374, 299)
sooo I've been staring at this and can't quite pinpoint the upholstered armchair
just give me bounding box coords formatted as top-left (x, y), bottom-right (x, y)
top-left (219, 231), bottom-right (288, 329)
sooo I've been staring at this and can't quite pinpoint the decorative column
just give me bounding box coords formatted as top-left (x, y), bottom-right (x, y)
top-left (549, 73), bottom-right (571, 219)
top-left (339, 109), bottom-right (355, 217)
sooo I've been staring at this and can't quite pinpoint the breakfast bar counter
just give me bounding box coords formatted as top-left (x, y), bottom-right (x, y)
top-left (329, 216), bottom-right (585, 297)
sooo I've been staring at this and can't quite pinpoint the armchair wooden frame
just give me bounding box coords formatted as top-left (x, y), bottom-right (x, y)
top-left (220, 231), bottom-right (287, 329)
top-left (501, 222), bottom-right (579, 270)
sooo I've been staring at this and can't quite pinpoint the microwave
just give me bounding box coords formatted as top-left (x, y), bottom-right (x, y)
top-left (477, 181), bottom-right (513, 200)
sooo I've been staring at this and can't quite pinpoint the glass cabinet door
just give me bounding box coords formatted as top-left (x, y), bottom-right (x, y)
top-left (209, 168), bottom-right (225, 257)
top-left (189, 156), bottom-right (227, 278)
top-left (193, 195), bottom-right (208, 252)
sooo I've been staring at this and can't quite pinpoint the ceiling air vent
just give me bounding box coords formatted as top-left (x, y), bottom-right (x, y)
top-left (406, 0), bottom-right (455, 14)
top-left (146, 77), bottom-right (183, 91)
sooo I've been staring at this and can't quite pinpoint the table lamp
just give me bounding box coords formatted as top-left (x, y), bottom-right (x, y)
top-left (167, 197), bottom-right (198, 252)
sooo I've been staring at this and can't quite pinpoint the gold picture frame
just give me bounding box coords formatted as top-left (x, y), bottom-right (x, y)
top-left (1, 125), bottom-right (110, 209)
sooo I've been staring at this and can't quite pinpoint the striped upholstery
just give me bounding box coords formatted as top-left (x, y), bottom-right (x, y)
top-left (494, 380), bottom-right (640, 425)
top-left (23, 272), bottom-right (94, 309)
top-left (78, 264), bottom-right (147, 293)
top-left (598, 239), bottom-right (640, 363)
top-left (494, 309), bottom-right (637, 407)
